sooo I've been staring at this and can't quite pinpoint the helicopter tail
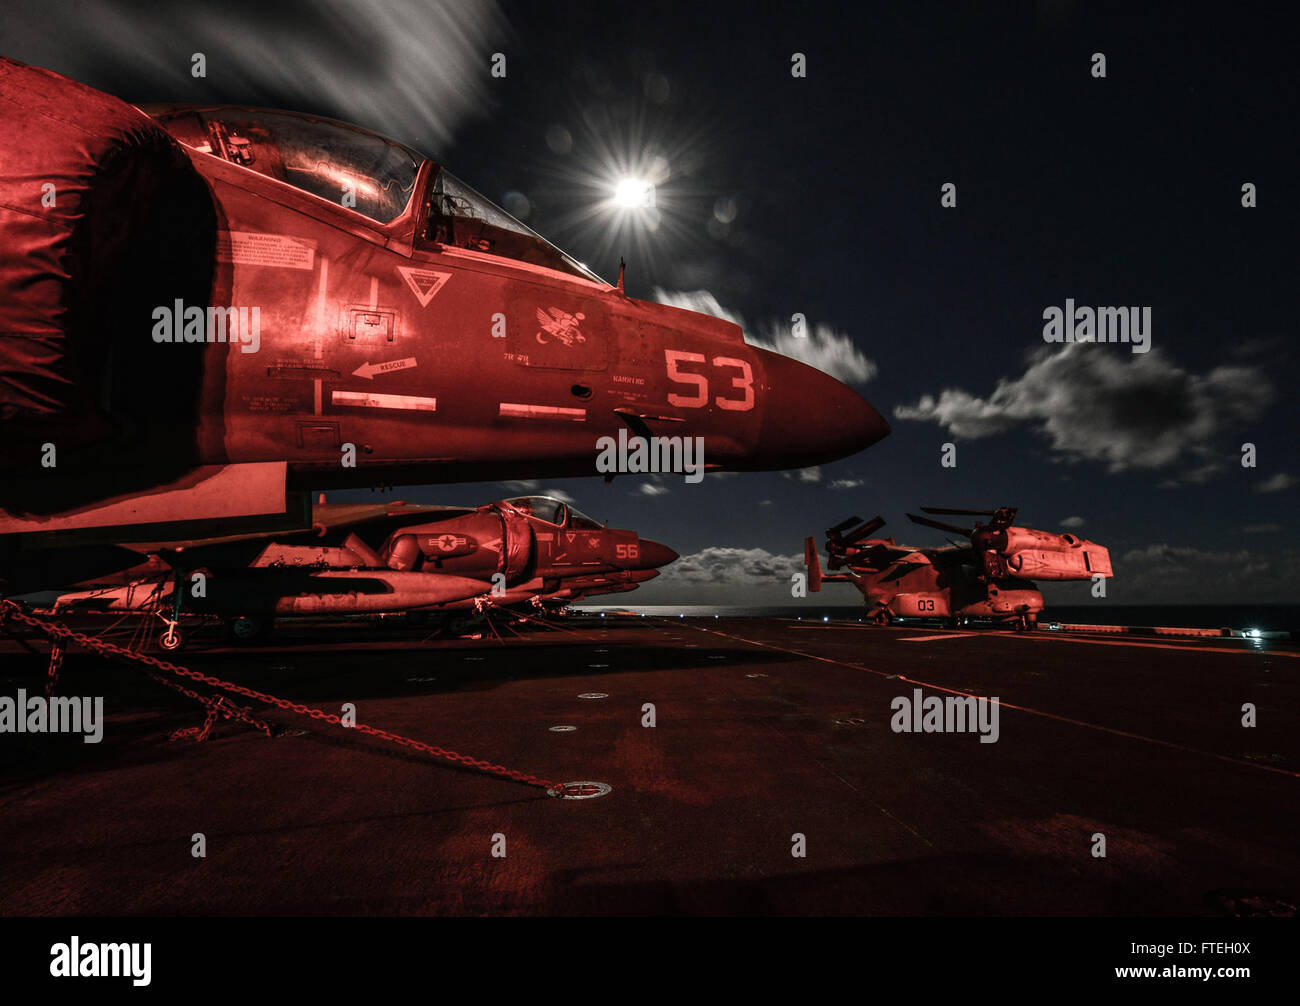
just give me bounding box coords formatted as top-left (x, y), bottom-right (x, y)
top-left (804, 537), bottom-right (823, 592)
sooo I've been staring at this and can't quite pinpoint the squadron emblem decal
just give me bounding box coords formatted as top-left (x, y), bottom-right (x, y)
top-left (535, 307), bottom-right (586, 346)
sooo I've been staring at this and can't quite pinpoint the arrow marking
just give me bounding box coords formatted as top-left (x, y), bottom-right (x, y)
top-left (352, 357), bottom-right (417, 380)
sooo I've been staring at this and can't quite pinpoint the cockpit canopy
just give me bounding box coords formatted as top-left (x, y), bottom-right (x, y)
top-left (143, 106), bottom-right (420, 223)
top-left (426, 170), bottom-right (601, 282)
top-left (502, 496), bottom-right (604, 530)
top-left (142, 105), bottom-right (604, 282)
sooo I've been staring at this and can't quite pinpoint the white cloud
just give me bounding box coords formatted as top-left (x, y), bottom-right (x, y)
top-left (746, 323), bottom-right (878, 384)
top-left (3, 0), bottom-right (508, 150)
top-left (638, 482), bottom-right (669, 496)
top-left (652, 289), bottom-right (744, 328)
top-left (652, 289), bottom-right (877, 384)
top-left (894, 343), bottom-right (1270, 477)
top-left (1060, 515), bottom-right (1086, 528)
top-left (830, 478), bottom-right (864, 490)
top-left (658, 546), bottom-right (804, 586)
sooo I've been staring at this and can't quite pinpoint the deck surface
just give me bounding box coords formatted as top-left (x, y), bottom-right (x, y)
top-left (1, 616), bottom-right (1296, 915)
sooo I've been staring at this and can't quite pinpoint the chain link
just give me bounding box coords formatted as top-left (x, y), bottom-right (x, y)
top-left (144, 670), bottom-right (275, 740)
top-left (44, 640), bottom-right (64, 697)
top-left (1, 601), bottom-right (566, 794)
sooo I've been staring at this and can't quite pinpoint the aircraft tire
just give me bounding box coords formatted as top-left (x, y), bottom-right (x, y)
top-left (158, 625), bottom-right (184, 652)
top-left (227, 616), bottom-right (265, 643)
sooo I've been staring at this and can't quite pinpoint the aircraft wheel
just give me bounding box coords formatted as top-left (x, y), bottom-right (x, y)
top-left (228, 616), bottom-right (265, 643)
top-left (158, 625), bottom-right (184, 652)
top-left (870, 610), bottom-right (890, 627)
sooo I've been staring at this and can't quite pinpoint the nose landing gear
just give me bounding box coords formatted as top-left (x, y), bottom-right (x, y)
top-left (156, 615), bottom-right (184, 652)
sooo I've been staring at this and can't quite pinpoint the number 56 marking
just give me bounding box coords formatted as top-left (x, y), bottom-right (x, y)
top-left (664, 350), bottom-right (754, 411)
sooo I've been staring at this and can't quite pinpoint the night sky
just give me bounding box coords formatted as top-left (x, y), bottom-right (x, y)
top-left (7, 1), bottom-right (1298, 605)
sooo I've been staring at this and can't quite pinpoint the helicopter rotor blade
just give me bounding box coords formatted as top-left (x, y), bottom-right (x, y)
top-left (907, 513), bottom-right (974, 537)
top-left (826, 516), bottom-right (863, 541)
top-left (841, 515), bottom-right (886, 546)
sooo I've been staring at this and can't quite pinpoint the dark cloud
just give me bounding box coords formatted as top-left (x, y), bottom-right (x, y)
top-left (1116, 543), bottom-right (1300, 603)
top-left (894, 343), bottom-right (1270, 478)
top-left (1255, 473), bottom-right (1296, 493)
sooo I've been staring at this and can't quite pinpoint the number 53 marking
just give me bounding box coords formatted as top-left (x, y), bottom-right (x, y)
top-left (664, 350), bottom-right (754, 411)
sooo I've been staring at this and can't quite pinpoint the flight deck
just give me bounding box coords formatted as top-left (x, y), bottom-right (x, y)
top-left (1, 615), bottom-right (1295, 916)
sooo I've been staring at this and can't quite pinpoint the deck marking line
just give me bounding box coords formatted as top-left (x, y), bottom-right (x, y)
top-left (681, 622), bottom-right (1300, 781)
top-left (994, 632), bottom-right (1300, 659)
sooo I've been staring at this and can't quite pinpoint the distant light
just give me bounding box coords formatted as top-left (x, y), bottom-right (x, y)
top-left (601, 612), bottom-right (606, 618)
top-left (823, 615), bottom-right (829, 623)
top-left (1246, 628), bottom-right (1260, 638)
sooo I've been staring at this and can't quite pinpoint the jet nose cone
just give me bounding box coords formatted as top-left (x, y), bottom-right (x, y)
top-left (637, 538), bottom-right (679, 569)
top-left (753, 350), bottom-right (890, 469)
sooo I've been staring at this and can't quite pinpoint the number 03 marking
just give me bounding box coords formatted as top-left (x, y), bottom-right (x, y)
top-left (664, 350), bottom-right (755, 412)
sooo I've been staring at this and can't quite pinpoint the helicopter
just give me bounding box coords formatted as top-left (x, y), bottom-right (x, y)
top-left (804, 506), bottom-right (1112, 630)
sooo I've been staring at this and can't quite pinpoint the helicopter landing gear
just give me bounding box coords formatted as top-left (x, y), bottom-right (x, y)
top-left (869, 608), bottom-right (891, 626)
